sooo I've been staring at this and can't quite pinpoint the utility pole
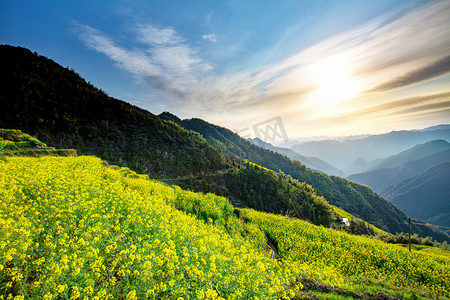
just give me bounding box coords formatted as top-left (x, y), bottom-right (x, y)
top-left (408, 217), bottom-right (411, 252)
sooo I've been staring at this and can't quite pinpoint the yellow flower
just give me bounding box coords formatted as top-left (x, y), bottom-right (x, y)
top-left (57, 284), bottom-right (66, 294)
top-left (126, 290), bottom-right (137, 300)
top-left (43, 293), bottom-right (53, 300)
top-left (70, 286), bottom-right (80, 300)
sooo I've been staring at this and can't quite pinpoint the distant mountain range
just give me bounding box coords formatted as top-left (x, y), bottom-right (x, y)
top-left (249, 131), bottom-right (450, 230)
top-left (348, 140), bottom-right (450, 192)
top-left (368, 139), bottom-right (450, 171)
top-left (382, 162), bottom-right (450, 230)
top-left (1, 44), bottom-right (448, 242)
top-left (247, 137), bottom-right (342, 175)
top-left (291, 126), bottom-right (450, 174)
top-left (346, 140), bottom-right (450, 229)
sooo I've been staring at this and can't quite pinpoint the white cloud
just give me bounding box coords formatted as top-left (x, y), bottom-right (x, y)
top-left (202, 34), bottom-right (217, 42)
top-left (136, 24), bottom-right (183, 46)
top-left (78, 25), bottom-right (156, 77)
top-left (77, 23), bottom-right (212, 102)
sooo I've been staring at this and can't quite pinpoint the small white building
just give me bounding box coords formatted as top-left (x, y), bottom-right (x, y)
top-left (342, 217), bottom-right (350, 227)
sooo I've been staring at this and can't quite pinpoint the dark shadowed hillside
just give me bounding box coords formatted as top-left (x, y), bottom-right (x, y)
top-left (0, 45), bottom-right (225, 177)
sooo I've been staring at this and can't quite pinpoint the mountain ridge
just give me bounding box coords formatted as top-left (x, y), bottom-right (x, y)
top-left (381, 162), bottom-right (450, 226)
top-left (292, 128), bottom-right (450, 171)
top-left (368, 139), bottom-right (450, 171)
top-left (346, 141), bottom-right (450, 228)
top-left (247, 137), bottom-right (342, 175)
top-left (347, 140), bottom-right (450, 192)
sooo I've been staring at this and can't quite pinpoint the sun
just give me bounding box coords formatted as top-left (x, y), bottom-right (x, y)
top-left (310, 57), bottom-right (359, 105)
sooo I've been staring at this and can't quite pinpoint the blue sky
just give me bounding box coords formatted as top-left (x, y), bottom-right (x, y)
top-left (1, 0), bottom-right (449, 141)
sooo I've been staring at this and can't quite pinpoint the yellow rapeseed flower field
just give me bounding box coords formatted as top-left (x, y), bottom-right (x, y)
top-left (242, 208), bottom-right (450, 298)
top-left (1, 156), bottom-right (449, 299)
top-left (0, 156), bottom-right (298, 299)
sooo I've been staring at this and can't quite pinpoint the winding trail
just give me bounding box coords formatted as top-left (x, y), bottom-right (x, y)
top-left (267, 243), bottom-right (275, 259)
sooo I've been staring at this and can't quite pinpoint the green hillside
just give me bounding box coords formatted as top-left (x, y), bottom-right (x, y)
top-left (159, 114), bottom-right (449, 242)
top-left (1, 155), bottom-right (448, 299)
top-left (425, 213), bottom-right (450, 234)
top-left (0, 129), bottom-right (76, 157)
top-left (331, 205), bottom-right (389, 236)
top-left (243, 208), bottom-right (450, 299)
top-left (173, 160), bottom-right (334, 227)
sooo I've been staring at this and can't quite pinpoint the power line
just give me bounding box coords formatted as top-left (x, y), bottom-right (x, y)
top-left (370, 222), bottom-right (407, 227)
top-left (411, 221), bottom-right (450, 230)
top-left (370, 221), bottom-right (450, 230)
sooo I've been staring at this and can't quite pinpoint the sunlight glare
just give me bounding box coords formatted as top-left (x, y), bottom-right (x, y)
top-left (310, 57), bottom-right (359, 105)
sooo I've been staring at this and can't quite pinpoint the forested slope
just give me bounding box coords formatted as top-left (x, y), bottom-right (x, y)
top-left (159, 114), bottom-right (449, 241)
top-left (0, 45), bottom-right (224, 177)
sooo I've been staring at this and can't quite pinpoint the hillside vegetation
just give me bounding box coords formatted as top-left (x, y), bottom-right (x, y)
top-left (1, 156), bottom-right (449, 299)
top-left (0, 129), bottom-right (76, 157)
top-left (172, 160), bottom-right (335, 228)
top-left (159, 114), bottom-right (449, 242)
top-left (243, 209), bottom-right (450, 299)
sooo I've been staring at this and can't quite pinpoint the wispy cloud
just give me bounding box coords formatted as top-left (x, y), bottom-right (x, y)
top-left (342, 92), bottom-right (450, 118)
top-left (77, 25), bottom-right (154, 77)
top-left (202, 34), bottom-right (217, 42)
top-left (369, 56), bottom-right (450, 92)
top-left (136, 24), bottom-right (183, 46)
top-left (77, 23), bottom-right (212, 102)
